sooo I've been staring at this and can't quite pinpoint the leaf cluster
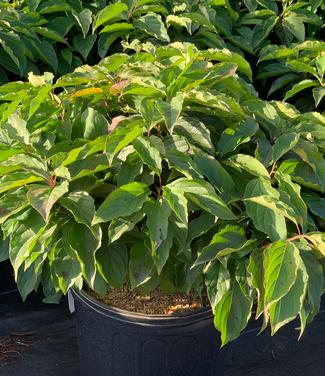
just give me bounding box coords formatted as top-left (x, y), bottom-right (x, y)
top-left (0, 42), bottom-right (325, 345)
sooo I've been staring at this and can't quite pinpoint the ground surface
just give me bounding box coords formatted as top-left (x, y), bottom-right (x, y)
top-left (1, 269), bottom-right (324, 376)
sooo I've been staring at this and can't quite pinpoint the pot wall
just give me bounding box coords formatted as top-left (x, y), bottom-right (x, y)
top-left (72, 289), bottom-right (226, 376)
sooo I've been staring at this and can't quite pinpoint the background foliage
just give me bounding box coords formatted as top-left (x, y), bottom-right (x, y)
top-left (1, 0), bottom-right (324, 110)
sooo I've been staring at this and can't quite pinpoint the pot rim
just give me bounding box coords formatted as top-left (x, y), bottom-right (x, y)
top-left (72, 288), bottom-right (213, 327)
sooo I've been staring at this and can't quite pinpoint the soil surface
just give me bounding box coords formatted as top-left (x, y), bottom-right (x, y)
top-left (88, 286), bottom-right (208, 315)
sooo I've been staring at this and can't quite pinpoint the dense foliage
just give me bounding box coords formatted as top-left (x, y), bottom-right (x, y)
top-left (1, 0), bottom-right (324, 110)
top-left (0, 42), bottom-right (325, 346)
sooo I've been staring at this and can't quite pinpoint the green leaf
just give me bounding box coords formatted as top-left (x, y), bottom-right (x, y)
top-left (269, 257), bottom-right (307, 335)
top-left (214, 282), bottom-right (252, 347)
top-left (0, 230), bottom-right (9, 262)
top-left (278, 159), bottom-right (323, 192)
top-left (167, 178), bottom-right (236, 220)
top-left (29, 86), bottom-right (52, 119)
top-left (283, 15), bottom-right (305, 42)
top-left (218, 118), bottom-right (259, 156)
top-left (144, 198), bottom-right (171, 252)
top-left (276, 172), bottom-right (308, 231)
top-left (293, 140), bottom-right (325, 189)
top-left (78, 107), bottom-right (109, 140)
top-left (228, 154), bottom-right (270, 180)
top-left (94, 182), bottom-right (151, 224)
top-left (272, 132), bottom-right (300, 163)
top-left (108, 211), bottom-right (145, 243)
top-left (73, 35), bottom-right (97, 61)
top-left (248, 249), bottom-right (265, 318)
top-left (193, 153), bottom-right (237, 202)
top-left (203, 49), bottom-right (253, 81)
top-left (73, 9), bottom-right (93, 38)
top-left (284, 79), bottom-right (318, 101)
top-left (96, 243), bottom-right (128, 288)
top-left (9, 210), bottom-right (45, 274)
top-left (303, 194), bottom-right (325, 219)
top-left (156, 94), bottom-right (184, 133)
top-left (0, 32), bottom-right (26, 75)
top-left (195, 225), bottom-right (247, 265)
top-left (300, 252), bottom-right (323, 327)
top-left (205, 261), bottom-right (231, 311)
top-left (245, 178), bottom-right (287, 241)
top-left (60, 192), bottom-right (95, 228)
top-left (133, 136), bottom-right (162, 175)
top-left (65, 222), bottom-right (101, 287)
top-left (133, 12), bottom-right (170, 42)
top-left (252, 16), bottom-right (278, 50)
top-left (27, 182), bottom-right (69, 222)
top-left (264, 240), bottom-right (300, 309)
top-left (186, 90), bottom-right (245, 119)
top-left (0, 188), bottom-right (28, 224)
top-left (106, 117), bottom-right (144, 164)
top-left (313, 87), bottom-right (325, 107)
top-left (174, 117), bottom-right (214, 155)
top-left (129, 242), bottom-right (155, 289)
top-left (94, 2), bottom-right (128, 30)
top-left (315, 54), bottom-right (325, 77)
top-left (187, 213), bottom-right (217, 245)
top-left (100, 22), bottom-right (134, 34)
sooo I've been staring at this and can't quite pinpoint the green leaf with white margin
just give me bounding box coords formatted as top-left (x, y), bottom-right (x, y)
top-left (205, 261), bottom-right (231, 311)
top-left (276, 172), bottom-right (308, 231)
top-left (163, 186), bottom-right (188, 224)
top-left (228, 154), bottom-right (270, 180)
top-left (5, 114), bottom-right (30, 144)
top-left (65, 222), bottom-right (101, 287)
top-left (185, 90), bottom-right (245, 119)
top-left (94, 182), bottom-right (151, 224)
top-left (129, 242), bottom-right (155, 289)
top-left (166, 15), bottom-right (192, 34)
top-left (108, 211), bottom-right (145, 244)
top-left (245, 178), bottom-right (287, 241)
top-left (156, 94), bottom-right (184, 133)
top-left (60, 191), bottom-right (95, 227)
top-left (315, 54), bottom-right (325, 77)
top-left (218, 118), bottom-right (259, 156)
top-left (133, 136), bottom-right (162, 175)
top-left (0, 188), bottom-right (28, 224)
top-left (167, 178), bottom-right (236, 220)
top-left (96, 243), bottom-right (128, 288)
top-left (195, 225), bottom-right (246, 266)
top-left (284, 80), bottom-right (318, 101)
top-left (144, 198), bottom-right (171, 252)
top-left (269, 251), bottom-right (307, 335)
top-left (272, 132), bottom-right (300, 163)
top-left (94, 2), bottom-right (128, 30)
top-left (293, 139), bottom-right (325, 189)
top-left (203, 48), bottom-right (253, 81)
top-left (248, 248), bottom-right (265, 318)
top-left (73, 9), bottom-right (93, 38)
top-left (9, 210), bottom-right (45, 274)
top-left (264, 240), bottom-right (300, 309)
top-left (313, 87), bottom-right (325, 107)
top-left (133, 12), bottom-right (170, 42)
top-left (283, 15), bottom-right (305, 42)
top-left (3, 154), bottom-right (50, 180)
top-left (214, 282), bottom-right (252, 347)
top-left (27, 181), bottom-right (69, 222)
top-left (173, 116), bottom-right (214, 155)
top-left (106, 117), bottom-right (144, 164)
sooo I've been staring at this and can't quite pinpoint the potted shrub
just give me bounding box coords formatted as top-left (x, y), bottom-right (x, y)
top-left (0, 42), bottom-right (324, 375)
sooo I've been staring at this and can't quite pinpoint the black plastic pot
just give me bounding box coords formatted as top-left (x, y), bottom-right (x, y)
top-left (72, 289), bottom-right (226, 376)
